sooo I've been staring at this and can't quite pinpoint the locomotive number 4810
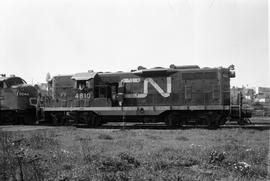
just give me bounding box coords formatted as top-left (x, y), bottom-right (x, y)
top-left (75, 93), bottom-right (92, 99)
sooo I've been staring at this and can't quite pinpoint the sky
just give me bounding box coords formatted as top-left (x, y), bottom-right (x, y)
top-left (0, 0), bottom-right (269, 87)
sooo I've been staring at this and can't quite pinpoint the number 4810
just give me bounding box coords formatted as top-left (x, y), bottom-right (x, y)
top-left (75, 93), bottom-right (91, 99)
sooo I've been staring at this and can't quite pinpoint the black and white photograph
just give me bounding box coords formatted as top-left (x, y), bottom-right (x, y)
top-left (0, 0), bottom-right (269, 180)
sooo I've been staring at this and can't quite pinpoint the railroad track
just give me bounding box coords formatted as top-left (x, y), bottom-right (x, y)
top-left (1, 118), bottom-right (270, 131)
top-left (75, 121), bottom-right (270, 130)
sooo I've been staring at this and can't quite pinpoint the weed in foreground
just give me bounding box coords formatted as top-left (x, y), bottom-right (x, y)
top-left (206, 143), bottom-right (269, 179)
top-left (27, 130), bottom-right (59, 150)
top-left (175, 136), bottom-right (189, 141)
top-left (1, 128), bottom-right (268, 181)
top-left (144, 133), bottom-right (163, 140)
top-left (0, 130), bottom-right (62, 181)
top-left (97, 133), bottom-right (114, 140)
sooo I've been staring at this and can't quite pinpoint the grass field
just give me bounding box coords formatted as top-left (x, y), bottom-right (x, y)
top-left (0, 126), bottom-right (269, 181)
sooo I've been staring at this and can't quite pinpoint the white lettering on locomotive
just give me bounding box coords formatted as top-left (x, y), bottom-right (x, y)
top-left (75, 93), bottom-right (92, 99)
top-left (120, 77), bottom-right (171, 98)
top-left (17, 92), bottom-right (30, 96)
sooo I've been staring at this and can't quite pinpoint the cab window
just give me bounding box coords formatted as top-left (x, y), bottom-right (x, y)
top-left (77, 81), bottom-right (86, 90)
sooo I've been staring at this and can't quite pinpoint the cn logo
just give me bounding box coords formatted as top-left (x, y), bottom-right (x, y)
top-left (119, 77), bottom-right (172, 98)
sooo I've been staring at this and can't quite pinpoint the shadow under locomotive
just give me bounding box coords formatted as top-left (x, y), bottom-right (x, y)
top-left (37, 120), bottom-right (270, 131)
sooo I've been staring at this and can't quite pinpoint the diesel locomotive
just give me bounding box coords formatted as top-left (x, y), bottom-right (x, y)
top-left (41, 65), bottom-right (251, 128)
top-left (0, 74), bottom-right (38, 124)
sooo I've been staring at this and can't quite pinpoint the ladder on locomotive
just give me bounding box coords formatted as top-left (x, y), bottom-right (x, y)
top-left (230, 92), bottom-right (242, 119)
top-left (229, 92), bottom-right (252, 124)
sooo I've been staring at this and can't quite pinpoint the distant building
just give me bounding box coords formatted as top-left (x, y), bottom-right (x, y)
top-left (231, 86), bottom-right (270, 116)
top-left (254, 87), bottom-right (270, 116)
top-left (257, 87), bottom-right (270, 98)
top-left (230, 86), bottom-right (255, 106)
top-left (258, 87), bottom-right (270, 94)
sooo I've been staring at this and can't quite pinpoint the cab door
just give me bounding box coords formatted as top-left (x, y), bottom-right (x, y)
top-left (203, 71), bottom-right (220, 105)
top-left (182, 72), bottom-right (204, 105)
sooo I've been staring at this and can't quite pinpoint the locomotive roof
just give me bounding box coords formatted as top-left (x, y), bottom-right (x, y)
top-left (0, 76), bottom-right (27, 87)
top-left (71, 72), bottom-right (97, 80)
top-left (71, 66), bottom-right (229, 79)
top-left (54, 74), bottom-right (73, 77)
top-left (98, 66), bottom-right (221, 76)
top-left (0, 77), bottom-right (8, 81)
top-left (0, 76), bottom-right (26, 82)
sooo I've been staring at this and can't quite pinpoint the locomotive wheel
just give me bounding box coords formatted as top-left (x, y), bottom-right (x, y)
top-left (51, 113), bottom-right (61, 126)
top-left (87, 114), bottom-right (94, 127)
top-left (3, 113), bottom-right (16, 125)
top-left (176, 116), bottom-right (184, 127)
top-left (44, 112), bottom-right (52, 124)
top-left (237, 117), bottom-right (251, 125)
top-left (165, 113), bottom-right (179, 127)
top-left (87, 114), bottom-right (102, 127)
top-left (219, 116), bottom-right (227, 125)
top-left (207, 113), bottom-right (221, 129)
top-left (16, 115), bottom-right (25, 125)
top-left (5, 116), bottom-right (13, 125)
top-left (76, 116), bottom-right (86, 125)
top-left (61, 115), bottom-right (74, 126)
top-left (24, 112), bottom-right (36, 125)
top-left (23, 115), bottom-right (32, 125)
top-left (17, 114), bottom-right (33, 125)
top-left (94, 115), bottom-right (102, 127)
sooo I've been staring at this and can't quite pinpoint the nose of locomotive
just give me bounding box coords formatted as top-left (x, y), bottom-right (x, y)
top-left (17, 85), bottom-right (38, 106)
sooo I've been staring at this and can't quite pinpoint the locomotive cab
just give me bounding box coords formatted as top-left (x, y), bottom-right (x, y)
top-left (72, 72), bottom-right (96, 101)
top-left (0, 75), bottom-right (38, 124)
top-left (72, 72), bottom-right (115, 107)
